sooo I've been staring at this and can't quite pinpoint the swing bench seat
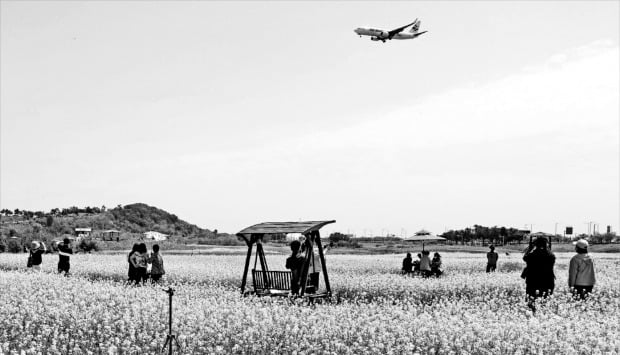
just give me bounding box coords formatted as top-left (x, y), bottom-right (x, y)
top-left (251, 269), bottom-right (320, 296)
top-left (252, 270), bottom-right (292, 296)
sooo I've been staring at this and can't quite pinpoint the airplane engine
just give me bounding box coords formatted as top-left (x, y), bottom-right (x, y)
top-left (380, 31), bottom-right (389, 38)
top-left (371, 36), bottom-right (381, 41)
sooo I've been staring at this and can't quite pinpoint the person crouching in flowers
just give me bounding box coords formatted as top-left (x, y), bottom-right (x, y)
top-left (523, 237), bottom-right (555, 311)
top-left (402, 253), bottom-right (413, 275)
top-left (28, 241), bottom-right (47, 271)
top-left (419, 250), bottom-right (432, 277)
top-left (431, 252), bottom-right (442, 277)
top-left (148, 244), bottom-right (165, 283)
top-left (413, 253), bottom-right (421, 274)
top-left (285, 240), bottom-right (305, 295)
top-left (130, 243), bottom-right (148, 285)
top-left (569, 239), bottom-right (595, 300)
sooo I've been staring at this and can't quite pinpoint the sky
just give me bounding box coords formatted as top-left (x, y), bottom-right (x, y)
top-left (1, 1), bottom-right (618, 237)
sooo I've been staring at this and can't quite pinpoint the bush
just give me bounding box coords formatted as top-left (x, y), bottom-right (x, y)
top-left (79, 239), bottom-right (99, 253)
top-left (7, 240), bottom-right (22, 253)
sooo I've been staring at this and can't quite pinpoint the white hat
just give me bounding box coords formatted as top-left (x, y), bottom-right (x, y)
top-left (573, 239), bottom-right (588, 249)
top-left (31, 241), bottom-right (40, 249)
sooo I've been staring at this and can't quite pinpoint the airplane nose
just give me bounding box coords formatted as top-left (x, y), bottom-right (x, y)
top-left (354, 28), bottom-right (360, 34)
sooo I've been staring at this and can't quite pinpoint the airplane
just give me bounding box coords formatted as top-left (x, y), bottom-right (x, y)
top-left (354, 19), bottom-right (427, 42)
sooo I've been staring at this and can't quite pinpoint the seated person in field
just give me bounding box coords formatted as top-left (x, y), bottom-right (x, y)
top-left (413, 253), bottom-right (422, 273)
top-left (420, 251), bottom-right (432, 277)
top-left (285, 240), bottom-right (305, 295)
top-left (431, 252), bottom-right (442, 277)
top-left (402, 253), bottom-right (413, 274)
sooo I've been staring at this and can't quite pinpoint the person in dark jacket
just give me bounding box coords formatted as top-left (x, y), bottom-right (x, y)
top-left (402, 253), bottom-right (413, 274)
top-left (431, 252), bottom-right (442, 277)
top-left (57, 238), bottom-right (73, 275)
top-left (486, 245), bottom-right (498, 272)
top-left (28, 241), bottom-right (47, 271)
top-left (523, 237), bottom-right (556, 311)
top-left (127, 243), bottom-right (139, 283)
top-left (285, 240), bottom-right (305, 295)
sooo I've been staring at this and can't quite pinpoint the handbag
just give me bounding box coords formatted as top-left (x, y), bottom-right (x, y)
top-left (26, 254), bottom-right (33, 268)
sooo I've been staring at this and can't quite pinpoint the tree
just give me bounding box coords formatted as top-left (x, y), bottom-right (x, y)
top-left (329, 232), bottom-right (351, 244)
top-left (13, 209), bottom-right (21, 215)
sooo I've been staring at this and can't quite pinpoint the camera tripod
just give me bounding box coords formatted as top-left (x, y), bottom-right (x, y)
top-left (162, 287), bottom-right (181, 354)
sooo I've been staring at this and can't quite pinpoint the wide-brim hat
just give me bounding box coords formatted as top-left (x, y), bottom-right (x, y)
top-left (31, 241), bottom-right (40, 249)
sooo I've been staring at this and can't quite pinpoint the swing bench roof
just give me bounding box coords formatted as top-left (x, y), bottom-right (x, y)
top-left (237, 220), bottom-right (336, 236)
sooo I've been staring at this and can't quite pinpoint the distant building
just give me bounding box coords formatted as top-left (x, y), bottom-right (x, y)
top-left (101, 229), bottom-right (121, 241)
top-left (144, 231), bottom-right (168, 241)
top-left (74, 228), bottom-right (92, 239)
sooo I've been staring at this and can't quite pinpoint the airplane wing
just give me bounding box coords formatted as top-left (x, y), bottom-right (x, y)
top-left (387, 20), bottom-right (417, 38)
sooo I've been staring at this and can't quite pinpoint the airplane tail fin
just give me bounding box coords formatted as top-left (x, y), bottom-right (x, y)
top-left (409, 19), bottom-right (421, 33)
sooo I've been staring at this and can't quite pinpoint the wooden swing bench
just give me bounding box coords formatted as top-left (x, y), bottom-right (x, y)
top-left (238, 221), bottom-right (334, 299)
top-left (252, 270), bottom-right (292, 296)
top-left (252, 269), bottom-right (320, 296)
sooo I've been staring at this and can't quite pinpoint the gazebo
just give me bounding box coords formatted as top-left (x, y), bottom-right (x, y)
top-left (237, 220), bottom-right (335, 299)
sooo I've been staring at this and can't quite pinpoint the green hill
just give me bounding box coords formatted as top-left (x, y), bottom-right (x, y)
top-left (0, 203), bottom-right (215, 251)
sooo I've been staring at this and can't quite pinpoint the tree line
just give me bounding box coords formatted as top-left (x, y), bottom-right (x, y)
top-left (1, 205), bottom-right (110, 218)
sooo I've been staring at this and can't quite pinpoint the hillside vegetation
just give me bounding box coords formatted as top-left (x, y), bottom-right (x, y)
top-left (0, 203), bottom-right (215, 252)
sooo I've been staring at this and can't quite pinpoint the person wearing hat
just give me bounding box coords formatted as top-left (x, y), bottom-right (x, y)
top-left (57, 238), bottom-right (73, 276)
top-left (28, 241), bottom-right (47, 271)
top-left (486, 245), bottom-right (499, 273)
top-left (523, 237), bottom-right (556, 311)
top-left (569, 239), bottom-right (596, 300)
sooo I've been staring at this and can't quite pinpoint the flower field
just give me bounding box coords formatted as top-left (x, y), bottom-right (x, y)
top-left (1, 252), bottom-right (619, 354)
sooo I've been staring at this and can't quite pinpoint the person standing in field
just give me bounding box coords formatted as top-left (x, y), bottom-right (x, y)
top-left (402, 253), bottom-right (413, 275)
top-left (148, 244), bottom-right (165, 283)
top-left (28, 241), bottom-right (47, 271)
top-left (285, 240), bottom-right (305, 295)
top-left (568, 239), bottom-right (596, 300)
top-left (130, 243), bottom-right (148, 284)
top-left (486, 245), bottom-right (499, 272)
top-left (523, 237), bottom-right (556, 311)
top-left (57, 238), bottom-right (73, 276)
top-left (127, 243), bottom-right (139, 283)
top-left (419, 250), bottom-right (432, 277)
